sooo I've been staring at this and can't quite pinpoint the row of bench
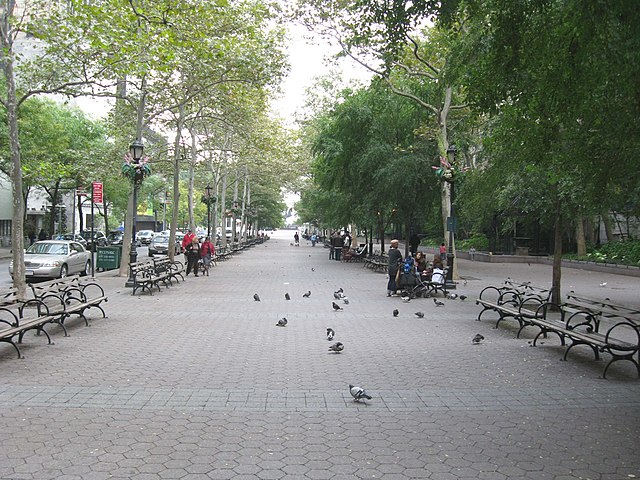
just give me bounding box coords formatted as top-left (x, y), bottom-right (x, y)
top-left (363, 250), bottom-right (388, 273)
top-left (129, 256), bottom-right (185, 295)
top-left (0, 276), bottom-right (108, 358)
top-left (130, 239), bottom-right (265, 295)
top-left (476, 278), bottom-right (640, 378)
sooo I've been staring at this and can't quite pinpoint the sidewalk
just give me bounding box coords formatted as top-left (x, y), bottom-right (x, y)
top-left (0, 232), bottom-right (639, 479)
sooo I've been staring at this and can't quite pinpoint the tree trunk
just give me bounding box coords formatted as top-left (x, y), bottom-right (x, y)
top-left (168, 104), bottom-right (185, 262)
top-left (601, 209), bottom-right (613, 243)
top-left (2, 0), bottom-right (27, 299)
top-left (551, 198), bottom-right (563, 306)
top-left (575, 214), bottom-right (586, 257)
top-left (188, 134), bottom-right (196, 233)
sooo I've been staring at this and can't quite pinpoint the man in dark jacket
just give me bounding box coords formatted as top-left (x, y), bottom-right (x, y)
top-left (387, 239), bottom-right (403, 296)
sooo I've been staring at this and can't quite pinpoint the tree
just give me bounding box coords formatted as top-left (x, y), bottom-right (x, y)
top-left (447, 0), bottom-right (640, 302)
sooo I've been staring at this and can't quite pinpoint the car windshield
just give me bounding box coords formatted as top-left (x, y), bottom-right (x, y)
top-left (153, 236), bottom-right (169, 244)
top-left (27, 242), bottom-right (68, 255)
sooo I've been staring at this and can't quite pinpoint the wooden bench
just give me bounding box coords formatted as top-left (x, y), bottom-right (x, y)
top-left (29, 275), bottom-right (108, 335)
top-left (476, 285), bottom-right (546, 330)
top-left (0, 298), bottom-right (57, 358)
top-left (363, 250), bottom-right (388, 273)
top-left (152, 256), bottom-right (175, 287)
top-left (0, 287), bottom-right (20, 307)
top-left (523, 303), bottom-right (640, 379)
top-left (130, 262), bottom-right (159, 295)
top-left (565, 292), bottom-right (640, 325)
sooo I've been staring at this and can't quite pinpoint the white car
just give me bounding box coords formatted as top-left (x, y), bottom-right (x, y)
top-left (136, 230), bottom-right (155, 245)
top-left (9, 240), bottom-right (92, 279)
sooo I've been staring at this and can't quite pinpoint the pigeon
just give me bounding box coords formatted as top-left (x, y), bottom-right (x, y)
top-left (276, 317), bottom-right (288, 327)
top-left (285, 293), bottom-right (290, 301)
top-left (401, 295), bottom-right (411, 303)
top-left (447, 293), bottom-right (458, 300)
top-left (472, 334), bottom-right (484, 344)
top-left (599, 282), bottom-right (607, 287)
top-left (311, 268), bottom-right (315, 272)
top-left (333, 291), bottom-right (341, 299)
top-left (342, 297), bottom-right (349, 304)
top-left (393, 309), bottom-right (399, 317)
top-left (253, 293), bottom-right (261, 302)
top-left (332, 302), bottom-right (343, 311)
top-left (459, 295), bottom-right (467, 301)
top-left (326, 328), bottom-right (335, 341)
top-left (303, 291), bottom-right (311, 298)
top-left (349, 384), bottom-right (372, 402)
top-left (433, 298), bottom-right (445, 307)
top-left (414, 311), bottom-right (425, 318)
top-left (328, 342), bottom-right (344, 353)
top-left (336, 288), bottom-right (344, 294)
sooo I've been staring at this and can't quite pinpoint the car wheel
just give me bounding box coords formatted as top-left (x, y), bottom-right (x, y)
top-left (59, 264), bottom-right (68, 278)
top-left (81, 260), bottom-right (91, 277)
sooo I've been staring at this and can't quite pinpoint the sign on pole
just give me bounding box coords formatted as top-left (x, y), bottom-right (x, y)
top-left (92, 182), bottom-right (103, 204)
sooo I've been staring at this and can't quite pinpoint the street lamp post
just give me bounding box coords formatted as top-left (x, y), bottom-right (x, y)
top-left (445, 145), bottom-right (456, 286)
top-left (205, 184), bottom-right (212, 237)
top-left (125, 139), bottom-right (144, 288)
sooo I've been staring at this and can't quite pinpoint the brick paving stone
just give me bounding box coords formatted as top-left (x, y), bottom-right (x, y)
top-left (1, 232), bottom-right (639, 478)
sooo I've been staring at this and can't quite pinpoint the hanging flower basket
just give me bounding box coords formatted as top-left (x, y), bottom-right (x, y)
top-left (432, 156), bottom-right (468, 183)
top-left (122, 153), bottom-right (151, 183)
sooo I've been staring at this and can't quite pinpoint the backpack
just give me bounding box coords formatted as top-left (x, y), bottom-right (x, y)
top-left (402, 258), bottom-right (413, 274)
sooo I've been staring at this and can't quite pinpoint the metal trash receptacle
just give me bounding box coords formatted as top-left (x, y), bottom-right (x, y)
top-left (96, 246), bottom-right (121, 271)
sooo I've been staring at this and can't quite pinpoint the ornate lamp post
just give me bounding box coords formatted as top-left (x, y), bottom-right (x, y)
top-left (434, 145), bottom-right (459, 286)
top-left (124, 139), bottom-right (144, 288)
top-left (204, 184), bottom-right (213, 237)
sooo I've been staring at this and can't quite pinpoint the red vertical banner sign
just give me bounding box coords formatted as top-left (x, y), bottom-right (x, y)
top-left (92, 182), bottom-right (103, 204)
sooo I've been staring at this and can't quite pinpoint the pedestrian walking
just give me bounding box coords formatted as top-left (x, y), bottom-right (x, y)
top-left (185, 236), bottom-right (201, 277)
top-left (200, 236), bottom-right (215, 276)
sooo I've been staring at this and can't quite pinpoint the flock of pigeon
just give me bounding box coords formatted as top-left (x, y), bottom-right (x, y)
top-left (252, 283), bottom-right (484, 403)
top-left (253, 287), bottom-right (371, 402)
top-left (391, 292), bottom-right (484, 344)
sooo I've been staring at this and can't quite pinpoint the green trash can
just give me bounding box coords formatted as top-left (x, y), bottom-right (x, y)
top-left (96, 246), bottom-right (122, 271)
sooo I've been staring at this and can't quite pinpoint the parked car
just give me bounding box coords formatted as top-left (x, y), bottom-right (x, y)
top-left (80, 230), bottom-right (108, 250)
top-left (106, 231), bottom-right (123, 245)
top-left (136, 230), bottom-right (155, 245)
top-left (54, 233), bottom-right (88, 248)
top-left (9, 240), bottom-right (92, 279)
top-left (148, 235), bottom-right (182, 256)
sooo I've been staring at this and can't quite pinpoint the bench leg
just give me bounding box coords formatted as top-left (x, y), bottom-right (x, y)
top-left (1, 338), bottom-right (23, 359)
top-left (563, 340), bottom-right (599, 362)
top-left (601, 354), bottom-right (640, 379)
top-left (533, 329), bottom-right (564, 347)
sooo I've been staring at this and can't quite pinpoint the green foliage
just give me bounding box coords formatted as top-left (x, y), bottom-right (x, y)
top-left (457, 233), bottom-right (489, 251)
top-left (581, 240), bottom-right (640, 267)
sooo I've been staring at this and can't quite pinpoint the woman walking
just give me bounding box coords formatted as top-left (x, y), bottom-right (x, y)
top-left (200, 236), bottom-right (215, 276)
top-left (185, 237), bottom-right (201, 277)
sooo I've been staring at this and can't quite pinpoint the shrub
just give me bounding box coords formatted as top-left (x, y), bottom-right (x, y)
top-left (457, 233), bottom-right (490, 251)
top-left (583, 239), bottom-right (640, 266)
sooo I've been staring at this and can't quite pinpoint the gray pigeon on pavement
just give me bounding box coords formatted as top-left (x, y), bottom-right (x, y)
top-left (349, 384), bottom-right (372, 401)
top-left (303, 291), bottom-right (311, 298)
top-left (414, 311), bottom-right (425, 318)
top-left (332, 302), bottom-right (343, 311)
top-left (472, 334), bottom-right (485, 344)
top-left (328, 342), bottom-right (344, 353)
top-left (433, 298), bottom-right (445, 307)
top-left (276, 317), bottom-right (288, 327)
top-left (326, 328), bottom-right (335, 341)
top-left (285, 292), bottom-right (290, 300)
top-left (253, 293), bottom-right (261, 301)
top-left (459, 295), bottom-right (467, 301)
top-left (393, 309), bottom-right (399, 317)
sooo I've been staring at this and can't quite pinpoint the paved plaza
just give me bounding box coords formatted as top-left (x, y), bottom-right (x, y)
top-left (1, 231), bottom-right (640, 479)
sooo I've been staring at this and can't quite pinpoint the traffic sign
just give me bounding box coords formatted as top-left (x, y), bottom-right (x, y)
top-left (92, 182), bottom-right (103, 204)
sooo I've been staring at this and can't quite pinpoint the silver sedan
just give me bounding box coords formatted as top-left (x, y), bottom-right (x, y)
top-left (9, 240), bottom-right (92, 279)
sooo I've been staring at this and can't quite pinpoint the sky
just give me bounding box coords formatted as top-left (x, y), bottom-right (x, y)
top-left (271, 22), bottom-right (372, 123)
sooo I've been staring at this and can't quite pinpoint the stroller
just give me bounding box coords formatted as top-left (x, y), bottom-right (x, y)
top-left (396, 257), bottom-right (422, 298)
